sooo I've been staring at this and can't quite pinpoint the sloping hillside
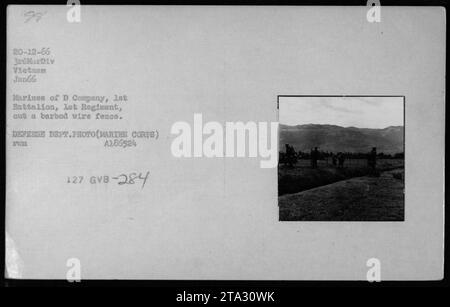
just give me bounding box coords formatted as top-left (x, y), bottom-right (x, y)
top-left (279, 124), bottom-right (404, 154)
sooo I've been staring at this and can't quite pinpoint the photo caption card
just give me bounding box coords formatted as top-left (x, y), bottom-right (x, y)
top-left (6, 5), bottom-right (445, 280)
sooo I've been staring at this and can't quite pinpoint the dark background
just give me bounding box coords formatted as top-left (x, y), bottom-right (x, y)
top-left (0, 0), bottom-right (447, 294)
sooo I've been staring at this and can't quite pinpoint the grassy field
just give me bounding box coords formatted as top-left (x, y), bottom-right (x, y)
top-left (278, 158), bottom-right (404, 196)
top-left (279, 169), bottom-right (404, 221)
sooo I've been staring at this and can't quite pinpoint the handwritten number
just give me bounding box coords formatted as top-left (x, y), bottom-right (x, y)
top-left (24, 11), bottom-right (46, 23)
top-left (112, 171), bottom-right (149, 188)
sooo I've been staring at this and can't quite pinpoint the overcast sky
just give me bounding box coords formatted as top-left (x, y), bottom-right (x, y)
top-left (279, 96), bottom-right (404, 129)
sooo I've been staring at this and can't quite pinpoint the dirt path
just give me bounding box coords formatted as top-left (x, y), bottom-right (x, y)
top-left (279, 169), bottom-right (404, 221)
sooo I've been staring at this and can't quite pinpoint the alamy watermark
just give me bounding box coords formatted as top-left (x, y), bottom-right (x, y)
top-left (170, 114), bottom-right (278, 168)
top-left (366, 0), bottom-right (381, 23)
top-left (66, 257), bottom-right (81, 282)
top-left (366, 258), bottom-right (381, 282)
top-left (67, 0), bottom-right (81, 23)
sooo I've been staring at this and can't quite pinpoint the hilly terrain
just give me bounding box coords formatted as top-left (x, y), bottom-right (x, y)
top-left (279, 124), bottom-right (404, 154)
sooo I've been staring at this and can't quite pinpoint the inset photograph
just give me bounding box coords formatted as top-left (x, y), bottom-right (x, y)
top-left (278, 96), bottom-right (404, 221)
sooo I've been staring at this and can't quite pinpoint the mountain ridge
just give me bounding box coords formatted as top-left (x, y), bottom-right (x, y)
top-left (280, 123), bottom-right (403, 129)
top-left (279, 124), bottom-right (404, 154)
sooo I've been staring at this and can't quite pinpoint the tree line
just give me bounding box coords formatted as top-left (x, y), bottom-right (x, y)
top-left (279, 144), bottom-right (404, 167)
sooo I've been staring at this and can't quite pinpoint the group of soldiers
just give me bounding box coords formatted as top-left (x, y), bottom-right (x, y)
top-left (329, 150), bottom-right (346, 169)
top-left (282, 144), bottom-right (378, 170)
top-left (311, 147), bottom-right (347, 169)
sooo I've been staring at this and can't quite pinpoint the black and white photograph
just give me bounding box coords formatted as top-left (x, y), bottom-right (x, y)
top-left (2, 2), bottom-right (446, 288)
top-left (278, 96), bottom-right (405, 221)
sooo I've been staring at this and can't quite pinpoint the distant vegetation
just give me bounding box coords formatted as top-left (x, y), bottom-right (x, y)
top-left (280, 148), bottom-right (404, 166)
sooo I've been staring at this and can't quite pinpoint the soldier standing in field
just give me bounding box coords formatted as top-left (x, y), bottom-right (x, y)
top-left (368, 147), bottom-right (377, 169)
top-left (332, 152), bottom-right (337, 166)
top-left (285, 144), bottom-right (297, 167)
top-left (338, 152), bottom-right (345, 168)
